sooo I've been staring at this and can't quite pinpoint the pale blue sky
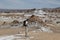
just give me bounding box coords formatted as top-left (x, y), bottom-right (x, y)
top-left (0, 0), bottom-right (60, 9)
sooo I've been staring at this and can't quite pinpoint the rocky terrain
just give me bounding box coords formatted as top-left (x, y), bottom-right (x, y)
top-left (0, 7), bottom-right (60, 40)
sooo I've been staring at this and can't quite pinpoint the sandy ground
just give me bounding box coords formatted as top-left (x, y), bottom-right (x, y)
top-left (0, 27), bottom-right (60, 40)
top-left (29, 32), bottom-right (60, 40)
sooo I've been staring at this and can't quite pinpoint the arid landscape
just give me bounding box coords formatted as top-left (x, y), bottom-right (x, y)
top-left (0, 8), bottom-right (60, 40)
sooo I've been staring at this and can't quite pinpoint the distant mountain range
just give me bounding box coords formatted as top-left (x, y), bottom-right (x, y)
top-left (0, 7), bottom-right (60, 13)
top-left (0, 8), bottom-right (36, 13)
top-left (41, 7), bottom-right (60, 13)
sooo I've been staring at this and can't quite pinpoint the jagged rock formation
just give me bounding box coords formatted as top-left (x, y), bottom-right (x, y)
top-left (41, 7), bottom-right (60, 13)
top-left (11, 20), bottom-right (19, 24)
top-left (24, 15), bottom-right (60, 33)
top-left (0, 7), bottom-right (60, 33)
top-left (23, 15), bottom-right (53, 32)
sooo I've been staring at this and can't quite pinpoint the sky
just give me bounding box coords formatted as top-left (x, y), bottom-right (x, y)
top-left (0, 0), bottom-right (60, 9)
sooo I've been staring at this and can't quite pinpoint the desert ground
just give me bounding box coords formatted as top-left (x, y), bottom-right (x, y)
top-left (0, 26), bottom-right (60, 40)
top-left (0, 9), bottom-right (60, 40)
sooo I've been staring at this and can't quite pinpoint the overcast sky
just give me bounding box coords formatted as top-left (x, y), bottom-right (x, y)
top-left (0, 0), bottom-right (60, 9)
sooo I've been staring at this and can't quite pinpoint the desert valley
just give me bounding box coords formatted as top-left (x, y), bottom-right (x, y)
top-left (0, 8), bottom-right (60, 40)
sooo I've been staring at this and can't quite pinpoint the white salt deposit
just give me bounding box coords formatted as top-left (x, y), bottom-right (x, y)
top-left (0, 35), bottom-right (14, 40)
top-left (0, 34), bottom-right (33, 40)
top-left (41, 27), bottom-right (53, 32)
top-left (0, 34), bottom-right (25, 40)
